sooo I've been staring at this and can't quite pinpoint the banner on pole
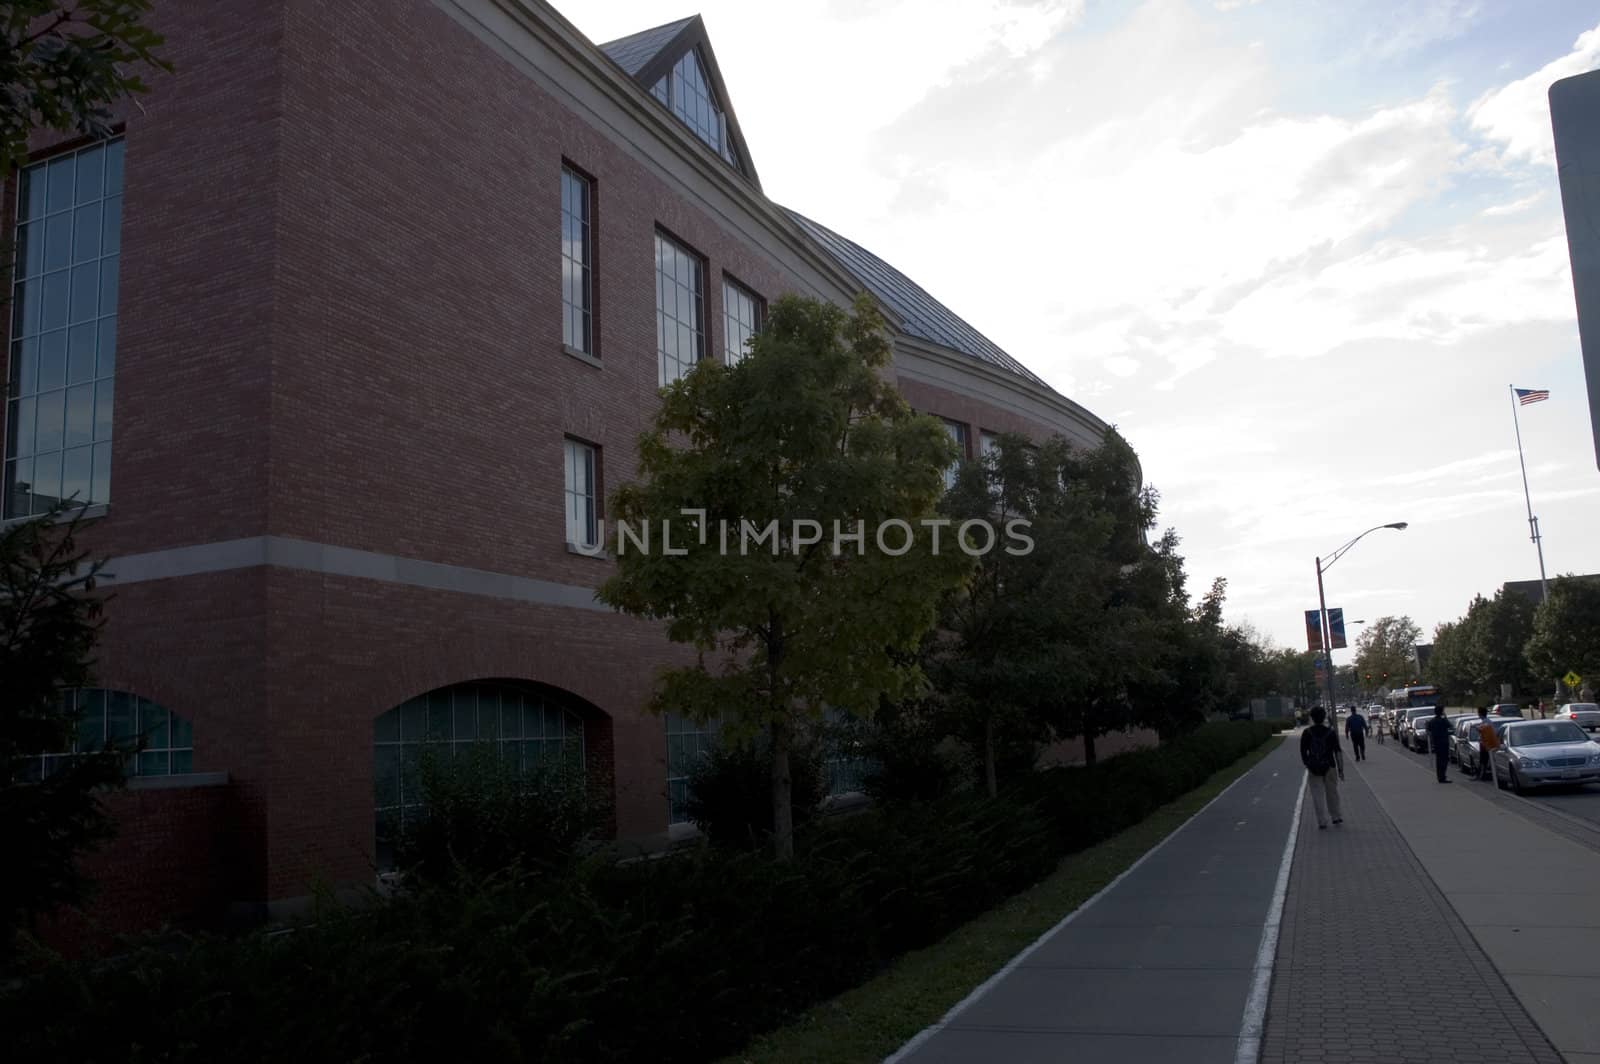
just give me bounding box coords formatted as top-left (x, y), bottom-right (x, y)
top-left (1328, 608), bottom-right (1347, 650)
top-left (1305, 610), bottom-right (1322, 652)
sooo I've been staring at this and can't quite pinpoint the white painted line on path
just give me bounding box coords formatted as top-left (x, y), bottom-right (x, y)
top-left (1233, 770), bottom-right (1306, 1064)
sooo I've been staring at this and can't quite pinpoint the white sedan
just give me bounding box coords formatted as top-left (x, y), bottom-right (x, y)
top-left (1554, 703), bottom-right (1600, 732)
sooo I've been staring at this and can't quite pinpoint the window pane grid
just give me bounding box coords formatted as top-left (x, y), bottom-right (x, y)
top-left (372, 683), bottom-right (586, 868)
top-left (559, 167), bottom-right (592, 354)
top-left (7, 138), bottom-right (122, 518)
top-left (564, 438), bottom-right (598, 548)
top-left (722, 278), bottom-right (763, 365)
top-left (651, 51), bottom-right (738, 167)
top-left (943, 420), bottom-right (969, 490)
top-left (666, 714), bottom-right (716, 824)
top-left (655, 233), bottom-right (703, 386)
top-left (22, 688), bottom-right (193, 782)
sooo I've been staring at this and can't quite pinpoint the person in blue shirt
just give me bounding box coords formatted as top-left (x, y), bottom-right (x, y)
top-left (1343, 707), bottom-right (1368, 761)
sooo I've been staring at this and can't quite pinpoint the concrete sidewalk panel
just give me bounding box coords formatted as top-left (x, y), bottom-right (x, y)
top-left (1501, 974), bottom-right (1600, 1056)
top-left (1451, 891), bottom-right (1600, 928)
top-left (1472, 926), bottom-right (1600, 976)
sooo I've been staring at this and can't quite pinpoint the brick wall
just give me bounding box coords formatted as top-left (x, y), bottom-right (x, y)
top-left (38, 777), bottom-right (237, 954)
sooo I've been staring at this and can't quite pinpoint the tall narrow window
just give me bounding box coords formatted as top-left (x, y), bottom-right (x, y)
top-left (560, 166), bottom-right (593, 355)
top-left (6, 138), bottom-right (123, 519)
top-left (979, 431), bottom-right (1003, 501)
top-left (564, 438), bottom-right (598, 549)
top-left (722, 277), bottom-right (763, 365)
top-left (943, 419), bottom-right (969, 490)
top-left (666, 713), bottom-right (717, 825)
top-left (655, 231), bottom-right (703, 386)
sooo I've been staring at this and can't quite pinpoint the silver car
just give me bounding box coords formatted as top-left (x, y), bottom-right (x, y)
top-left (1454, 717), bottom-right (1520, 776)
top-left (1554, 703), bottom-right (1600, 732)
top-left (1491, 720), bottom-right (1600, 793)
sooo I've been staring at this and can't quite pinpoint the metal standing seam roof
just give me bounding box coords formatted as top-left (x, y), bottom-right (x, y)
top-left (598, 17), bottom-right (696, 77)
top-left (783, 209), bottom-right (1051, 390)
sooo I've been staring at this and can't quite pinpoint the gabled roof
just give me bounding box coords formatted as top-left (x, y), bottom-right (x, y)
top-left (784, 209), bottom-right (1051, 390)
top-left (598, 16), bottom-right (694, 76)
top-left (597, 14), bottom-right (761, 188)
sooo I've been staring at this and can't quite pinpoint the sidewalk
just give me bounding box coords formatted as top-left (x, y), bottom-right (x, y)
top-left (1260, 744), bottom-right (1561, 1064)
top-left (890, 736), bottom-right (1304, 1064)
top-left (1361, 741), bottom-right (1600, 1063)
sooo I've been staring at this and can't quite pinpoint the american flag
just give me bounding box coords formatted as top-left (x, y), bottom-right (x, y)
top-left (1515, 388), bottom-right (1550, 406)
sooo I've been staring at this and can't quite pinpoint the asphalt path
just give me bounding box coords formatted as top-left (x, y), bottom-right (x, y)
top-left (890, 737), bottom-right (1304, 1064)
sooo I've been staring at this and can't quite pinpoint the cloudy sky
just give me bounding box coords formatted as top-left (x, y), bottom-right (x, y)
top-left (571, 0), bottom-right (1600, 655)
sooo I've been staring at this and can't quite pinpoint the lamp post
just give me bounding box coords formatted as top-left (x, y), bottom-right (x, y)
top-left (1316, 524), bottom-right (1408, 719)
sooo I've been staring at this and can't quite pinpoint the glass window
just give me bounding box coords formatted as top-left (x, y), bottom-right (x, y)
top-left (822, 707), bottom-right (875, 798)
top-left (666, 713), bottom-right (716, 825)
top-left (655, 232), bottom-right (704, 386)
top-left (722, 276), bottom-right (763, 365)
top-left (17, 687), bottom-right (193, 782)
top-left (559, 166), bottom-right (593, 354)
top-left (564, 437), bottom-right (598, 549)
top-left (372, 681), bottom-right (586, 869)
top-left (942, 419), bottom-right (969, 490)
top-left (7, 138), bottom-right (123, 518)
top-left (651, 49), bottom-right (738, 167)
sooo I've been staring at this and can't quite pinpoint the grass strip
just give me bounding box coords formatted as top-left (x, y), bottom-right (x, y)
top-left (720, 733), bottom-right (1288, 1064)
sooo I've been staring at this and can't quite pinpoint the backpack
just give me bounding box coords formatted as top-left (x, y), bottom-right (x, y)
top-left (1304, 727), bottom-right (1334, 776)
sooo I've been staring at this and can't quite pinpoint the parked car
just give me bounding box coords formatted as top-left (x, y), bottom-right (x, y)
top-left (1442, 714), bottom-right (1480, 762)
top-left (1554, 703), bottom-right (1600, 732)
top-left (1402, 708), bottom-right (1439, 751)
top-left (1491, 719), bottom-right (1600, 793)
top-left (1455, 717), bottom-right (1521, 776)
top-left (1487, 703), bottom-right (1524, 718)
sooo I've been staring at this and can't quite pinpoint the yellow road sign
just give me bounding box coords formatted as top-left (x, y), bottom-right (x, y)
top-left (1565, 671), bottom-right (1584, 688)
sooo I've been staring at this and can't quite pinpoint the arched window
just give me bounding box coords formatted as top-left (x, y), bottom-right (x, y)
top-left (19, 688), bottom-right (193, 781)
top-left (372, 681), bottom-right (585, 868)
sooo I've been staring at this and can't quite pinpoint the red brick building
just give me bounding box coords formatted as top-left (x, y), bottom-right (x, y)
top-left (3, 0), bottom-right (1118, 932)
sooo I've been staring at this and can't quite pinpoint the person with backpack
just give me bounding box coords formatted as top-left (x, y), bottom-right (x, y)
top-left (1424, 705), bottom-right (1455, 783)
top-left (1299, 706), bottom-right (1345, 829)
top-left (1344, 706), bottom-right (1368, 761)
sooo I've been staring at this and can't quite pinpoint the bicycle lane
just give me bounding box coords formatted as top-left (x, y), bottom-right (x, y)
top-left (889, 736), bottom-right (1304, 1064)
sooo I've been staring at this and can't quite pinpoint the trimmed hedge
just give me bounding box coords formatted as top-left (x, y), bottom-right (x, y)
top-left (2, 721), bottom-right (1284, 1063)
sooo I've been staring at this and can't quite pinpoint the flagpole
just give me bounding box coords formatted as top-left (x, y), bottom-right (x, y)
top-left (1509, 385), bottom-right (1549, 602)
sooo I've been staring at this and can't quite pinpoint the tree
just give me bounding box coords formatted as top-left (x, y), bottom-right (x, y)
top-left (0, 0), bottom-right (169, 174)
top-left (1526, 575), bottom-right (1600, 697)
top-left (0, 507), bottom-right (124, 955)
top-left (930, 431), bottom-right (1115, 794)
top-left (599, 295), bottom-right (971, 859)
top-left (1353, 615), bottom-right (1422, 689)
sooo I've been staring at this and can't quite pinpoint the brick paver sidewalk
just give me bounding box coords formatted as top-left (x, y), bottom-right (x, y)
top-left (1260, 758), bottom-right (1562, 1063)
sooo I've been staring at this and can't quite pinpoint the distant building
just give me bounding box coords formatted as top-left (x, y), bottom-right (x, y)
top-left (1501, 574), bottom-right (1600, 609)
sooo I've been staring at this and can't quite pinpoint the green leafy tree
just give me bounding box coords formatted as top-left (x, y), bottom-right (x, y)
top-left (1353, 615), bottom-right (1422, 689)
top-left (599, 295), bottom-right (971, 859)
top-left (930, 432), bottom-right (1115, 793)
top-left (1526, 575), bottom-right (1600, 697)
top-left (1, 507), bottom-right (124, 956)
top-left (0, 0), bottom-right (170, 175)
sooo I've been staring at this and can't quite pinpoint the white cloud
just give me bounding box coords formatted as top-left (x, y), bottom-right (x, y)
top-left (1467, 21), bottom-right (1600, 167)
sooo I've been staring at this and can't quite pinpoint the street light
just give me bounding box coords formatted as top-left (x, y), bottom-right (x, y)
top-left (1316, 523), bottom-right (1408, 717)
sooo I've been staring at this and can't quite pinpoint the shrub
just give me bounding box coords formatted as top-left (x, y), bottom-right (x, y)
top-left (2, 721), bottom-right (1282, 1063)
top-left (684, 737), bottom-right (824, 850)
top-left (857, 698), bottom-right (967, 803)
top-left (394, 743), bottom-right (599, 884)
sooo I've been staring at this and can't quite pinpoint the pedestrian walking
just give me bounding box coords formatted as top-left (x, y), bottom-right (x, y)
top-left (1300, 706), bottom-right (1345, 828)
top-left (1344, 706), bottom-right (1368, 761)
top-left (1424, 705), bottom-right (1455, 783)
